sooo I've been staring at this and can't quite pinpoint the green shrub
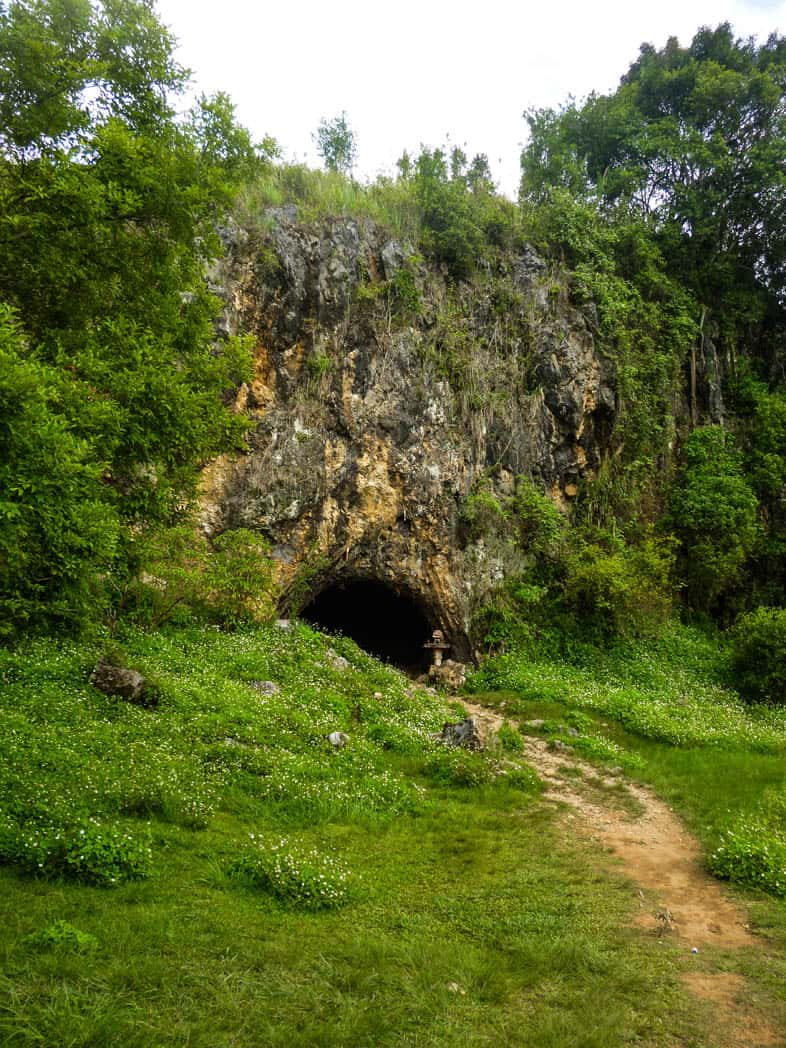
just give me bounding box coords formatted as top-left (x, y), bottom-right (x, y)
top-left (497, 722), bottom-right (525, 752)
top-left (511, 479), bottom-right (565, 554)
top-left (126, 524), bottom-right (276, 628)
top-left (0, 307), bottom-right (119, 637)
top-left (0, 816), bottom-right (152, 887)
top-left (499, 763), bottom-right (542, 792)
top-left (731, 606), bottom-right (786, 705)
top-left (461, 483), bottom-right (507, 542)
top-left (709, 817), bottom-right (786, 897)
top-left (563, 532), bottom-right (675, 639)
top-left (228, 836), bottom-right (352, 910)
top-left (669, 427), bottom-right (760, 611)
top-left (23, 920), bottom-right (98, 952)
top-left (423, 748), bottom-right (494, 787)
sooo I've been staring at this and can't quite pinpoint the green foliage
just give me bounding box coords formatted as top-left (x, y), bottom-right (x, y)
top-left (313, 111), bottom-right (356, 176)
top-left (731, 606), bottom-right (786, 705)
top-left (733, 378), bottom-right (786, 605)
top-left (669, 427), bottom-right (760, 610)
top-left (405, 146), bottom-right (521, 279)
top-left (355, 254), bottom-right (423, 326)
top-left (0, 0), bottom-right (257, 635)
top-left (125, 525), bottom-right (276, 628)
top-left (461, 482), bottom-right (507, 542)
top-left (228, 835), bottom-right (352, 910)
top-left (510, 479), bottom-right (565, 554)
top-left (0, 306), bottom-right (119, 636)
top-left (738, 379), bottom-right (786, 501)
top-left (496, 722), bottom-right (524, 753)
top-left (188, 91), bottom-right (273, 184)
top-left (710, 814), bottom-right (786, 897)
top-left (23, 920), bottom-right (98, 952)
top-left (522, 189), bottom-right (695, 513)
top-left (464, 473), bottom-right (674, 648)
top-left (0, 0), bottom-right (184, 155)
top-left (0, 815), bottom-right (153, 886)
top-left (562, 531), bottom-right (676, 640)
top-left (469, 621), bottom-right (786, 751)
top-left (521, 24), bottom-right (786, 338)
top-left (423, 747), bottom-right (494, 787)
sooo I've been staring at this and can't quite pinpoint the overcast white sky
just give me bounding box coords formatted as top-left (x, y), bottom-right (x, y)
top-left (155, 0), bottom-right (786, 198)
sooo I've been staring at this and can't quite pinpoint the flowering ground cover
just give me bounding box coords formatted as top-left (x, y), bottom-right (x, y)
top-left (469, 622), bottom-right (786, 900)
top-left (0, 620), bottom-right (784, 1046)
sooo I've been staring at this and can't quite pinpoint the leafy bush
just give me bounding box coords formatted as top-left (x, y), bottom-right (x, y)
top-left (511, 479), bottom-right (566, 554)
top-left (461, 483), bottom-right (507, 542)
top-left (0, 816), bottom-right (152, 887)
top-left (499, 763), bottom-right (543, 792)
top-left (126, 525), bottom-right (276, 628)
top-left (0, 0), bottom-right (256, 636)
top-left (497, 722), bottom-right (525, 753)
top-left (228, 836), bottom-right (352, 910)
top-left (0, 307), bottom-right (119, 637)
top-left (669, 427), bottom-right (760, 611)
top-left (423, 748), bottom-right (494, 787)
top-left (562, 532), bottom-right (675, 639)
top-left (23, 920), bottom-right (98, 952)
top-left (709, 817), bottom-right (786, 897)
top-left (406, 146), bottom-right (520, 278)
top-left (731, 606), bottom-right (786, 705)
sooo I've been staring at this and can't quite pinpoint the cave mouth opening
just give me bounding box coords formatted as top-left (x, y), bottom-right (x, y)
top-left (300, 578), bottom-right (433, 673)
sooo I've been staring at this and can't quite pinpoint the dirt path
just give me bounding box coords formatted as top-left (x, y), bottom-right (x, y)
top-left (460, 699), bottom-right (782, 1048)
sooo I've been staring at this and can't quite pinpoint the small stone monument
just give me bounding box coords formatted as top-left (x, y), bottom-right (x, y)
top-left (423, 628), bottom-right (450, 670)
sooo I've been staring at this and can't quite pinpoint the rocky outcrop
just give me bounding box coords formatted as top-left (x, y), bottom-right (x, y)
top-left (201, 211), bottom-right (617, 657)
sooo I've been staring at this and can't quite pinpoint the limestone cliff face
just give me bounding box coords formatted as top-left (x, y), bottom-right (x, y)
top-left (201, 210), bottom-right (617, 657)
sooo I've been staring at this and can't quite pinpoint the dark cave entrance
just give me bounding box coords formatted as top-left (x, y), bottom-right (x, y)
top-left (301, 578), bottom-right (433, 673)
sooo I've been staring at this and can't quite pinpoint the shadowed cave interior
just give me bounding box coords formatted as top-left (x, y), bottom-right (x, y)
top-left (301, 578), bottom-right (433, 673)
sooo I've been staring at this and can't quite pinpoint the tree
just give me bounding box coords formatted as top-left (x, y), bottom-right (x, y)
top-left (521, 24), bottom-right (786, 351)
top-left (0, 0), bottom-right (256, 634)
top-left (402, 145), bottom-right (519, 278)
top-left (731, 606), bottom-right (786, 704)
top-left (669, 427), bottom-right (760, 611)
top-left (0, 305), bottom-right (118, 634)
top-left (314, 111), bottom-right (356, 175)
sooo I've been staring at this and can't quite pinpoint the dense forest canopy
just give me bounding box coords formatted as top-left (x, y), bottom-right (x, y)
top-left (521, 24), bottom-right (786, 365)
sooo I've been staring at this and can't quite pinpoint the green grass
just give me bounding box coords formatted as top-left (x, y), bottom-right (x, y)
top-left (1, 620), bottom-right (785, 1045)
top-left (1, 796), bottom-right (699, 1047)
top-left (235, 164), bottom-right (423, 241)
top-left (470, 621), bottom-right (786, 901)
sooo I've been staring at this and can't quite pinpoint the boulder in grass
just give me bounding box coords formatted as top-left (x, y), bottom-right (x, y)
top-left (435, 718), bottom-right (482, 751)
top-left (90, 659), bottom-right (156, 707)
top-left (249, 680), bottom-right (280, 696)
top-left (428, 660), bottom-right (467, 690)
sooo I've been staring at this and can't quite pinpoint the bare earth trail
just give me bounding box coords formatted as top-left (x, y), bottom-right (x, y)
top-left (460, 699), bottom-right (783, 1048)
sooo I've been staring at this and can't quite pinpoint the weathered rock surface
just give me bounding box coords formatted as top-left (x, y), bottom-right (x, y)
top-left (248, 680), bottom-right (280, 696)
top-left (90, 660), bottom-right (153, 706)
top-left (435, 718), bottom-right (483, 751)
top-left (202, 212), bottom-right (620, 656)
top-left (428, 659), bottom-right (467, 690)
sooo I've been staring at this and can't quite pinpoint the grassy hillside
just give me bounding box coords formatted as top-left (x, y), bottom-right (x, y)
top-left (1, 621), bottom-right (785, 1046)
